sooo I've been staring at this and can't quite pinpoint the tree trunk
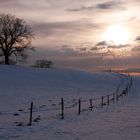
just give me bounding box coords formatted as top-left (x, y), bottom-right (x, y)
top-left (5, 54), bottom-right (9, 65)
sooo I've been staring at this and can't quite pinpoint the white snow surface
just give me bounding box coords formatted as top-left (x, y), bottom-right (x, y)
top-left (0, 65), bottom-right (140, 140)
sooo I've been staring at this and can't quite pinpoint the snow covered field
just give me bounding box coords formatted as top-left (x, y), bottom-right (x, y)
top-left (0, 65), bottom-right (139, 140)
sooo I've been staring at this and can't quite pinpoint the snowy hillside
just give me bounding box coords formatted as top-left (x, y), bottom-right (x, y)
top-left (0, 65), bottom-right (139, 140)
top-left (0, 65), bottom-right (123, 111)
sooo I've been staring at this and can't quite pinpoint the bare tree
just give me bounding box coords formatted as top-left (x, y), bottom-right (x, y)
top-left (0, 14), bottom-right (34, 65)
top-left (34, 59), bottom-right (53, 68)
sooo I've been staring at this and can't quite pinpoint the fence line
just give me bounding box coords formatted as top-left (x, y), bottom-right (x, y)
top-left (57, 74), bottom-right (132, 120)
top-left (9, 73), bottom-right (132, 126)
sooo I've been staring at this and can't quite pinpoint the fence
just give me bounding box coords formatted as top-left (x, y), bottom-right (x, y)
top-left (25, 74), bottom-right (132, 126)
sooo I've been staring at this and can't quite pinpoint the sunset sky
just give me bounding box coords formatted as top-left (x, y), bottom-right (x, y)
top-left (1, 0), bottom-right (140, 71)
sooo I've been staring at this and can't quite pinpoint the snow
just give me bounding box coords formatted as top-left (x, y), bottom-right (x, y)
top-left (0, 65), bottom-right (140, 140)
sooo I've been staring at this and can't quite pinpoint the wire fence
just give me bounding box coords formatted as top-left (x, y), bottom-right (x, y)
top-left (24, 73), bottom-right (132, 126)
top-left (3, 73), bottom-right (133, 126)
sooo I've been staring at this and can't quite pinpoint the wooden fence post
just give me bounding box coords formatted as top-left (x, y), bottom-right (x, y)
top-left (101, 96), bottom-right (104, 108)
top-left (107, 95), bottom-right (109, 106)
top-left (126, 86), bottom-right (128, 95)
top-left (90, 99), bottom-right (93, 111)
top-left (61, 97), bottom-right (64, 119)
top-left (113, 94), bottom-right (115, 104)
top-left (78, 99), bottom-right (81, 115)
top-left (28, 101), bottom-right (33, 126)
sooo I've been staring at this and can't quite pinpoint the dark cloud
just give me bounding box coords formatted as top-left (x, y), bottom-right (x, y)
top-left (131, 46), bottom-right (140, 52)
top-left (135, 36), bottom-right (140, 41)
top-left (75, 43), bottom-right (103, 53)
top-left (33, 43), bottom-right (109, 58)
top-left (95, 41), bottom-right (130, 49)
top-left (67, 5), bottom-right (95, 12)
top-left (67, 1), bottom-right (124, 12)
top-left (95, 41), bottom-right (108, 46)
top-left (61, 45), bottom-right (70, 48)
top-left (96, 1), bottom-right (122, 10)
top-left (90, 47), bottom-right (99, 51)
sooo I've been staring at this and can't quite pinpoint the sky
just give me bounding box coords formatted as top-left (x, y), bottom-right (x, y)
top-left (0, 0), bottom-right (140, 71)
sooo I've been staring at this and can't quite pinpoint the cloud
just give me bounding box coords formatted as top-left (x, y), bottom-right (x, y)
top-left (33, 43), bottom-right (110, 58)
top-left (67, 1), bottom-right (124, 12)
top-left (31, 20), bottom-right (99, 36)
top-left (131, 46), bottom-right (140, 52)
top-left (95, 41), bottom-right (108, 46)
top-left (135, 36), bottom-right (140, 41)
top-left (96, 1), bottom-right (122, 10)
top-left (67, 5), bottom-right (95, 12)
top-left (95, 41), bottom-right (130, 48)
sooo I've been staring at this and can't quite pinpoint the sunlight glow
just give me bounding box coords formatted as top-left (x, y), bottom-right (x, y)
top-left (102, 25), bottom-right (132, 45)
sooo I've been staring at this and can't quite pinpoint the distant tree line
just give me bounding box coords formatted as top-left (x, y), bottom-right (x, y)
top-left (33, 59), bottom-right (53, 68)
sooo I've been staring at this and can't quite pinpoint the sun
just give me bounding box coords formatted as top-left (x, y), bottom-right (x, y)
top-left (102, 25), bottom-right (132, 45)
